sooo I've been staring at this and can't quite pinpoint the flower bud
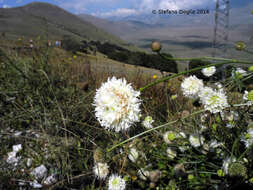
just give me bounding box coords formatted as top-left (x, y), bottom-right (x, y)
top-left (93, 147), bottom-right (105, 163)
top-left (235, 41), bottom-right (246, 51)
top-left (151, 41), bottom-right (162, 52)
top-left (228, 162), bottom-right (247, 178)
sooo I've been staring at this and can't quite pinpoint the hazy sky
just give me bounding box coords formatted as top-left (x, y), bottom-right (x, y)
top-left (1, 0), bottom-right (252, 18)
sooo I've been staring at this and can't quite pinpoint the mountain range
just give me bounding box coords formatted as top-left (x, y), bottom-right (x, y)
top-left (0, 2), bottom-right (123, 45)
top-left (0, 2), bottom-right (252, 60)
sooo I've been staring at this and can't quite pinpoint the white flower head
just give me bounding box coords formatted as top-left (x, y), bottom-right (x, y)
top-left (189, 134), bottom-right (204, 147)
top-left (93, 77), bottom-right (141, 132)
top-left (108, 174), bottom-right (126, 190)
top-left (31, 165), bottom-right (48, 180)
top-left (93, 162), bottom-right (109, 180)
top-left (199, 89), bottom-right (229, 113)
top-left (235, 68), bottom-right (247, 76)
top-left (6, 151), bottom-right (20, 166)
top-left (201, 66), bottom-right (216, 77)
top-left (142, 116), bottom-right (154, 129)
top-left (166, 148), bottom-right (177, 159)
top-left (222, 156), bottom-right (236, 174)
top-left (241, 128), bottom-right (253, 148)
top-left (198, 87), bottom-right (214, 100)
top-left (128, 148), bottom-right (139, 163)
top-left (12, 144), bottom-right (22, 153)
top-left (181, 75), bottom-right (204, 98)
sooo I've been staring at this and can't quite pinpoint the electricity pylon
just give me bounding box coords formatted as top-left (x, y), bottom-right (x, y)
top-left (212, 0), bottom-right (230, 79)
top-left (212, 0), bottom-right (230, 57)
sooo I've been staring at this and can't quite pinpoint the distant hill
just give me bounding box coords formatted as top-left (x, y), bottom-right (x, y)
top-left (79, 13), bottom-right (152, 38)
top-left (0, 2), bottom-right (123, 44)
top-left (79, 3), bottom-right (253, 60)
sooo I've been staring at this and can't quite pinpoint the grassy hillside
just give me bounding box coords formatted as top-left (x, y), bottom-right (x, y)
top-left (0, 2), bottom-right (123, 44)
top-left (0, 37), bottom-right (253, 189)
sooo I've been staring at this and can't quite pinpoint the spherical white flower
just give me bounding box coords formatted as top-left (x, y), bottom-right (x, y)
top-left (181, 75), bottom-right (204, 98)
top-left (12, 144), bottom-right (22, 153)
top-left (222, 156), bottom-right (236, 174)
top-left (93, 77), bottom-right (141, 132)
top-left (198, 87), bottom-right (214, 99)
top-left (241, 128), bottom-right (253, 148)
top-left (201, 66), bottom-right (216, 77)
top-left (142, 116), bottom-right (154, 129)
top-left (93, 162), bottom-right (109, 180)
top-left (108, 174), bottom-right (126, 190)
top-left (199, 89), bottom-right (229, 113)
top-left (128, 148), bottom-right (139, 163)
top-left (189, 134), bottom-right (204, 147)
top-left (166, 148), bottom-right (177, 159)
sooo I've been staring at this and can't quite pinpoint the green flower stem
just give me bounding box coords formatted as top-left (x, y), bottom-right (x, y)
top-left (140, 61), bottom-right (230, 92)
top-left (140, 54), bottom-right (253, 92)
top-left (243, 49), bottom-right (253, 55)
top-left (106, 99), bottom-right (252, 153)
top-left (159, 53), bottom-right (253, 63)
top-left (106, 109), bottom-right (205, 152)
top-left (238, 143), bottom-right (253, 161)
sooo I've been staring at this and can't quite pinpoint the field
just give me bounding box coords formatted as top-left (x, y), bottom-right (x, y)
top-left (0, 35), bottom-right (253, 190)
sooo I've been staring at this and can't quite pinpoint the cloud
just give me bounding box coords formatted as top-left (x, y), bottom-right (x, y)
top-left (56, 0), bottom-right (215, 18)
top-left (94, 0), bottom-right (215, 18)
top-left (94, 8), bottom-right (139, 18)
top-left (57, 0), bottom-right (118, 14)
top-left (3, 4), bottom-right (10, 8)
top-left (140, 0), bottom-right (213, 11)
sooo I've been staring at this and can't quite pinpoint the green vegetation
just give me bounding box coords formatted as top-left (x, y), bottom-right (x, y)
top-left (0, 38), bottom-right (253, 189)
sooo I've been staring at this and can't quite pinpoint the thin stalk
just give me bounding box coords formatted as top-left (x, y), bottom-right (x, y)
top-left (107, 109), bottom-right (205, 152)
top-left (141, 54), bottom-right (253, 92)
top-left (140, 61), bottom-right (233, 92)
top-left (159, 53), bottom-right (253, 64)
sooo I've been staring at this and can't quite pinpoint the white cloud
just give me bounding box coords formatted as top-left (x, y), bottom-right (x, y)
top-left (94, 8), bottom-right (139, 18)
top-left (3, 4), bottom-right (10, 8)
top-left (56, 0), bottom-right (215, 18)
top-left (140, 0), bottom-right (213, 11)
top-left (95, 0), bottom-right (214, 18)
top-left (57, 0), bottom-right (118, 14)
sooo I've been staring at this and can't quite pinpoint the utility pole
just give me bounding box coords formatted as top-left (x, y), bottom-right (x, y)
top-left (212, 0), bottom-right (230, 79)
